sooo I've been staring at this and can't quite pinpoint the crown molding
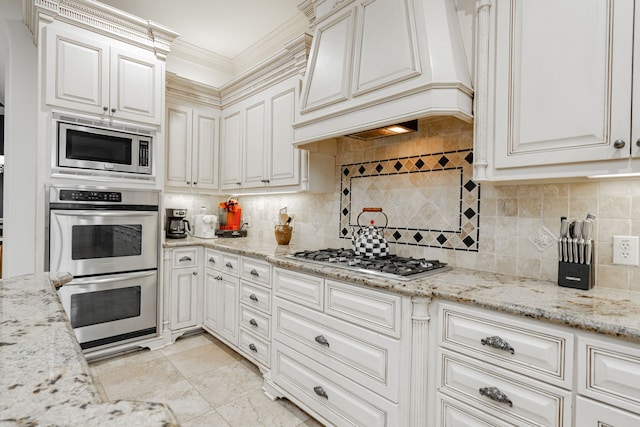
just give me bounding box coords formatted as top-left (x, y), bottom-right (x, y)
top-left (25, 0), bottom-right (180, 59)
top-left (166, 72), bottom-right (221, 108)
top-left (169, 39), bottom-right (234, 77)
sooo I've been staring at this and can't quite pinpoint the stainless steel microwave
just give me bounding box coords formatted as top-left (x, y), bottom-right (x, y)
top-left (58, 122), bottom-right (152, 175)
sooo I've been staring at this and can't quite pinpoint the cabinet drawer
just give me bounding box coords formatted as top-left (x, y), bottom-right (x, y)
top-left (438, 350), bottom-right (572, 427)
top-left (437, 395), bottom-right (513, 427)
top-left (205, 249), bottom-right (222, 270)
top-left (240, 281), bottom-right (272, 314)
top-left (274, 268), bottom-right (324, 311)
top-left (221, 253), bottom-right (240, 275)
top-left (240, 257), bottom-right (271, 287)
top-left (239, 305), bottom-right (271, 339)
top-left (437, 302), bottom-right (572, 388)
top-left (274, 298), bottom-right (404, 401)
top-left (239, 328), bottom-right (270, 367)
top-left (173, 247), bottom-right (198, 268)
top-left (325, 279), bottom-right (403, 338)
top-left (575, 396), bottom-right (640, 427)
top-left (273, 343), bottom-right (402, 427)
top-left (578, 335), bottom-right (640, 415)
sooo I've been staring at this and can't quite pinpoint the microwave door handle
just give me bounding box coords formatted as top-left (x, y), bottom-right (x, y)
top-left (69, 270), bottom-right (156, 285)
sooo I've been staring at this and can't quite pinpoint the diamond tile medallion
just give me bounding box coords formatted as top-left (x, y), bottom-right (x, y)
top-left (340, 149), bottom-right (480, 251)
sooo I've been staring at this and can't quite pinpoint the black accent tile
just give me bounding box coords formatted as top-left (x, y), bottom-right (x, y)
top-left (393, 231), bottom-right (402, 240)
top-left (358, 165), bottom-right (366, 174)
top-left (414, 232), bottom-right (423, 242)
top-left (394, 161), bottom-right (403, 171)
top-left (437, 234), bottom-right (448, 245)
top-left (464, 180), bottom-right (477, 192)
top-left (415, 158), bottom-right (425, 169)
top-left (464, 208), bottom-right (476, 219)
top-left (465, 152), bottom-right (474, 164)
top-left (342, 208), bottom-right (349, 216)
top-left (341, 228), bottom-right (349, 236)
top-left (343, 188), bottom-right (350, 196)
top-left (375, 163), bottom-right (384, 173)
top-left (463, 236), bottom-right (475, 247)
top-left (343, 168), bottom-right (350, 176)
top-left (438, 156), bottom-right (450, 167)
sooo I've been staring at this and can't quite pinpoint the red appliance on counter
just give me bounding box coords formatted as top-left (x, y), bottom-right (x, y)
top-left (218, 198), bottom-right (242, 230)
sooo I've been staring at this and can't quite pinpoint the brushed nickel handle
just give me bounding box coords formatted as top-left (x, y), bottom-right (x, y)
top-left (314, 335), bottom-right (329, 347)
top-left (248, 343), bottom-right (257, 352)
top-left (479, 387), bottom-right (512, 407)
top-left (249, 319), bottom-right (258, 327)
top-left (614, 139), bottom-right (626, 149)
top-left (249, 294), bottom-right (258, 302)
top-left (250, 269), bottom-right (259, 277)
top-left (313, 386), bottom-right (328, 399)
top-left (481, 336), bottom-right (515, 354)
top-left (179, 256), bottom-right (192, 262)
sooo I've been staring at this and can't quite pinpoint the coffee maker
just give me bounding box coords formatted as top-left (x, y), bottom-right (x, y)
top-left (166, 208), bottom-right (190, 239)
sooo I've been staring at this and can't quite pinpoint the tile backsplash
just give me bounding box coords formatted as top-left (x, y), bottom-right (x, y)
top-left (172, 117), bottom-right (640, 291)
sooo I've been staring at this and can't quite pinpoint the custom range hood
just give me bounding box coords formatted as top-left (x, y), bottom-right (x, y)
top-left (293, 0), bottom-right (473, 145)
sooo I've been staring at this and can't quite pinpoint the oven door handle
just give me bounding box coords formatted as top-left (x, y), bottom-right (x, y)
top-left (68, 270), bottom-right (157, 285)
top-left (51, 210), bottom-right (157, 217)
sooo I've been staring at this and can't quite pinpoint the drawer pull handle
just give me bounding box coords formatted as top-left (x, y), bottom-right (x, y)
top-left (216, 276), bottom-right (223, 281)
top-left (179, 256), bottom-right (192, 262)
top-left (481, 336), bottom-right (515, 354)
top-left (249, 294), bottom-right (259, 302)
top-left (208, 257), bottom-right (216, 264)
top-left (249, 319), bottom-right (258, 327)
top-left (249, 343), bottom-right (257, 352)
top-left (314, 335), bottom-right (330, 347)
top-left (479, 387), bottom-right (512, 407)
top-left (225, 261), bottom-right (233, 268)
top-left (313, 386), bottom-right (328, 399)
top-left (250, 268), bottom-right (259, 277)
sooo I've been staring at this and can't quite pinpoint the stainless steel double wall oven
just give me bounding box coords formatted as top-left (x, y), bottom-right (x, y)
top-left (47, 186), bottom-right (160, 351)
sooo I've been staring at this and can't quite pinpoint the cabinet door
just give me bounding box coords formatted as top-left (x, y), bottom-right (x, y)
top-left (243, 100), bottom-right (267, 187)
top-left (221, 109), bottom-right (243, 190)
top-left (575, 396), bottom-right (640, 427)
top-left (165, 103), bottom-right (193, 188)
top-left (170, 268), bottom-right (199, 330)
top-left (203, 269), bottom-right (220, 331)
top-left (268, 86), bottom-right (300, 186)
top-left (493, 0), bottom-right (635, 169)
top-left (110, 46), bottom-right (163, 124)
top-left (192, 108), bottom-right (220, 190)
top-left (218, 273), bottom-right (239, 346)
top-left (45, 27), bottom-right (109, 115)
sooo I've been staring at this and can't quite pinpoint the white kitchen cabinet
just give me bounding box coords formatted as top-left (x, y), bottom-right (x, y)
top-left (220, 107), bottom-right (243, 191)
top-left (474, 0), bottom-right (640, 181)
top-left (202, 249), bottom-right (239, 347)
top-left (575, 396), bottom-right (640, 427)
top-left (169, 247), bottom-right (201, 332)
top-left (165, 99), bottom-right (220, 190)
top-left (45, 25), bottom-right (163, 125)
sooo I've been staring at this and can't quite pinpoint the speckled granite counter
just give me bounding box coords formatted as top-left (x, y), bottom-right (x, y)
top-left (166, 237), bottom-right (640, 343)
top-left (0, 272), bottom-right (178, 426)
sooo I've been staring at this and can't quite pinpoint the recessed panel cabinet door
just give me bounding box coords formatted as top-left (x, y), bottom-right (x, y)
top-left (243, 100), bottom-right (267, 186)
top-left (269, 87), bottom-right (299, 186)
top-left (221, 110), bottom-right (243, 190)
top-left (165, 104), bottom-right (192, 188)
top-left (494, 0), bottom-right (635, 168)
top-left (193, 111), bottom-right (219, 189)
top-left (170, 268), bottom-right (198, 330)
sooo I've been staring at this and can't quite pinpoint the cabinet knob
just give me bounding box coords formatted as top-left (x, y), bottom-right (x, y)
top-left (208, 257), bottom-right (216, 264)
top-left (111, 108), bottom-right (116, 113)
top-left (614, 139), bottom-right (626, 149)
top-left (192, 271), bottom-right (197, 276)
top-left (250, 269), bottom-right (259, 277)
top-left (186, 181), bottom-right (191, 185)
top-left (249, 293), bottom-right (259, 302)
top-left (193, 182), bottom-right (197, 185)
top-left (479, 387), bottom-right (513, 407)
top-left (248, 343), bottom-right (257, 352)
top-left (313, 386), bottom-right (328, 399)
top-left (103, 106), bottom-right (108, 112)
top-left (216, 275), bottom-right (223, 281)
top-left (225, 261), bottom-right (233, 268)
top-left (480, 336), bottom-right (515, 354)
top-left (314, 335), bottom-right (330, 347)
top-left (236, 182), bottom-right (241, 186)
top-left (249, 319), bottom-right (258, 327)
top-left (636, 139), bottom-right (640, 147)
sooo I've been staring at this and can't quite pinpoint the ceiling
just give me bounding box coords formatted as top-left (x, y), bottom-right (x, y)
top-left (98, 0), bottom-right (306, 60)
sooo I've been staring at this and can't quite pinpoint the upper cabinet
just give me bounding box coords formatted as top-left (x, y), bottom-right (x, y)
top-left (293, 0), bottom-right (473, 145)
top-left (474, 0), bottom-right (640, 181)
top-left (44, 26), bottom-right (164, 125)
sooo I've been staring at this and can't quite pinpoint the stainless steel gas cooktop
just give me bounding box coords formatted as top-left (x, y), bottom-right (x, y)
top-left (288, 248), bottom-right (451, 281)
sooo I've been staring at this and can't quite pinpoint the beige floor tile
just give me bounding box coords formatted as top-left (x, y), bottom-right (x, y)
top-left (136, 379), bottom-right (213, 423)
top-left (99, 357), bottom-right (183, 401)
top-left (217, 390), bottom-right (309, 427)
top-left (160, 333), bottom-right (218, 356)
top-left (298, 416), bottom-right (326, 426)
top-left (190, 360), bottom-right (264, 408)
top-left (167, 341), bottom-right (240, 378)
top-left (89, 347), bottom-right (165, 376)
top-left (181, 409), bottom-right (231, 427)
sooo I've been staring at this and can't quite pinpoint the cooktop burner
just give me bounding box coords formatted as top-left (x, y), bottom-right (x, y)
top-left (289, 248), bottom-right (451, 281)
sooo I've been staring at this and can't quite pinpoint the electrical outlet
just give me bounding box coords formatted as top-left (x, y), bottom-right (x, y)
top-left (613, 236), bottom-right (640, 266)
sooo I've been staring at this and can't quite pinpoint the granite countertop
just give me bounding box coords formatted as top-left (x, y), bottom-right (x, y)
top-left (0, 272), bottom-right (178, 426)
top-left (166, 236), bottom-right (640, 343)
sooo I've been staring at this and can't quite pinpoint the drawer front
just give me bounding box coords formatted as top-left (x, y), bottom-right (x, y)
top-left (221, 253), bottom-right (240, 275)
top-left (239, 305), bottom-right (271, 339)
top-left (578, 335), bottom-right (640, 414)
top-left (205, 249), bottom-right (222, 270)
top-left (437, 302), bottom-right (572, 388)
top-left (437, 395), bottom-right (514, 427)
top-left (273, 268), bottom-right (324, 311)
top-left (274, 298), bottom-right (403, 401)
top-left (239, 328), bottom-right (270, 367)
top-left (240, 281), bottom-right (272, 314)
top-left (173, 247), bottom-right (198, 268)
top-left (438, 350), bottom-right (571, 427)
top-left (240, 257), bottom-right (271, 288)
top-left (273, 343), bottom-right (401, 427)
top-left (325, 279), bottom-right (403, 338)
top-left (575, 396), bottom-right (640, 427)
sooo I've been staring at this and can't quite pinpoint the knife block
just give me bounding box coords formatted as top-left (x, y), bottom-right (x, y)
top-left (557, 246), bottom-right (595, 290)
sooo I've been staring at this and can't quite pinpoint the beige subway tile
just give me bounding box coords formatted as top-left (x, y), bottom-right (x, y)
top-left (599, 195), bottom-right (631, 220)
top-left (543, 198), bottom-right (569, 220)
top-left (569, 182), bottom-right (600, 197)
top-left (568, 197), bottom-right (598, 218)
top-left (542, 183), bottom-right (569, 197)
top-left (497, 198), bottom-right (518, 217)
top-left (630, 268), bottom-right (640, 292)
top-left (597, 219), bottom-right (632, 242)
top-left (496, 256), bottom-right (518, 275)
top-left (595, 265), bottom-right (629, 290)
top-left (516, 258), bottom-right (541, 279)
top-left (518, 198), bottom-right (543, 218)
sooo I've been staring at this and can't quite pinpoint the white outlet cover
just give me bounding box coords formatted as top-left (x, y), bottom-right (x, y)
top-left (613, 235), bottom-right (640, 266)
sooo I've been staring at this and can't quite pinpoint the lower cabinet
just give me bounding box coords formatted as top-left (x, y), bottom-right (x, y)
top-left (168, 247), bottom-right (202, 336)
top-left (575, 396), bottom-right (640, 427)
top-left (203, 249), bottom-right (239, 347)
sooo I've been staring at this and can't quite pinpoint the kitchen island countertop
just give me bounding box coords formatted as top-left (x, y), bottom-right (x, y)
top-left (166, 236), bottom-right (640, 343)
top-left (0, 272), bottom-right (178, 426)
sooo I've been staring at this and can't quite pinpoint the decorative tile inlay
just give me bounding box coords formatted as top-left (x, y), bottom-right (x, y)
top-left (529, 226), bottom-right (557, 252)
top-left (340, 149), bottom-right (480, 251)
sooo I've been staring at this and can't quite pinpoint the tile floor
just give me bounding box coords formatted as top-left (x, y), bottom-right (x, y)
top-left (89, 332), bottom-right (324, 427)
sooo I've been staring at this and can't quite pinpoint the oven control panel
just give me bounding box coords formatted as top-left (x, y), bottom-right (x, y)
top-left (59, 190), bottom-right (122, 202)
